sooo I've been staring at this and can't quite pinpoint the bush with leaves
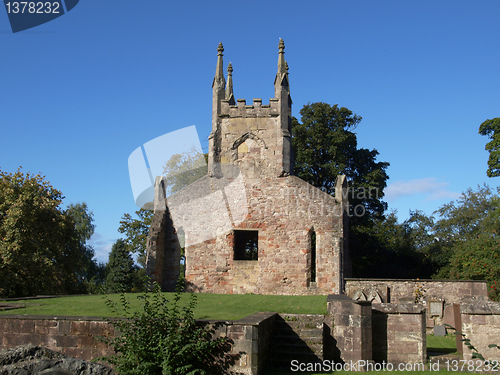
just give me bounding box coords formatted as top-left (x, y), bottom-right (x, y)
top-left (98, 281), bottom-right (237, 375)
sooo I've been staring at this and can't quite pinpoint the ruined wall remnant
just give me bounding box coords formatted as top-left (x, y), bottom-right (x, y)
top-left (345, 278), bottom-right (488, 304)
top-left (460, 300), bottom-right (500, 362)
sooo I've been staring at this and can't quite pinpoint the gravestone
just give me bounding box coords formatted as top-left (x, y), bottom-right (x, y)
top-left (429, 300), bottom-right (444, 317)
top-left (434, 324), bottom-right (446, 337)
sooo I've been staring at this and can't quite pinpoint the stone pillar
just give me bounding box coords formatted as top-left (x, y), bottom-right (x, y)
top-left (226, 312), bottom-right (277, 375)
top-left (326, 295), bottom-right (372, 367)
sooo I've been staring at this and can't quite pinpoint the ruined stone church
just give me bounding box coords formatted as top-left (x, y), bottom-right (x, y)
top-left (146, 40), bottom-right (351, 295)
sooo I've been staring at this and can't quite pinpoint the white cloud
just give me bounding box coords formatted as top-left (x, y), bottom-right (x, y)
top-left (89, 233), bottom-right (116, 264)
top-left (385, 178), bottom-right (461, 203)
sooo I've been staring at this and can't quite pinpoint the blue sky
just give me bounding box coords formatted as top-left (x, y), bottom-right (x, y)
top-left (1, 0), bottom-right (499, 263)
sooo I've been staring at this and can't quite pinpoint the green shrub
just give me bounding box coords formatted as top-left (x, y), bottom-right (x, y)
top-left (98, 281), bottom-right (237, 374)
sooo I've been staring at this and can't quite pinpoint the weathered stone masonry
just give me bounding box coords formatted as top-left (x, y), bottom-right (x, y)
top-left (146, 40), bottom-right (351, 295)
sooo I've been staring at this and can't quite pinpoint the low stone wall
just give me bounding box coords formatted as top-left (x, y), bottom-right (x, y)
top-left (460, 301), bottom-right (500, 362)
top-left (345, 278), bottom-right (488, 304)
top-left (345, 279), bottom-right (488, 304)
top-left (0, 315), bottom-right (115, 362)
top-left (372, 304), bottom-right (426, 364)
top-left (0, 312), bottom-right (277, 375)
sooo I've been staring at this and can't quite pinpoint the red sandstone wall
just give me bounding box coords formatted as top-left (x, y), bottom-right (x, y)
top-left (0, 315), bottom-right (115, 362)
top-left (0, 313), bottom-right (277, 375)
top-left (182, 176), bottom-right (345, 295)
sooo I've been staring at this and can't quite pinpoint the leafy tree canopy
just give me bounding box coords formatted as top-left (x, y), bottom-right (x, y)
top-left (65, 202), bottom-right (104, 284)
top-left (434, 185), bottom-right (500, 243)
top-left (352, 210), bottom-right (437, 278)
top-left (118, 205), bottom-right (153, 267)
top-left (479, 117), bottom-right (500, 177)
top-left (431, 185), bottom-right (500, 281)
top-left (0, 168), bottom-right (101, 297)
top-left (400, 185), bottom-right (500, 300)
top-left (292, 102), bottom-right (389, 223)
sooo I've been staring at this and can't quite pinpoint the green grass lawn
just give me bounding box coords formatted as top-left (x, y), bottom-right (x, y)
top-left (427, 333), bottom-right (458, 354)
top-left (0, 292), bottom-right (328, 320)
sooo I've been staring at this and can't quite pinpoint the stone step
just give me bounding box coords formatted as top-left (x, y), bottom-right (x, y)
top-left (279, 313), bottom-right (325, 323)
top-left (271, 314), bottom-right (326, 369)
top-left (275, 320), bottom-right (324, 330)
top-left (274, 327), bottom-right (323, 339)
top-left (273, 334), bottom-right (323, 345)
top-left (274, 342), bottom-right (323, 355)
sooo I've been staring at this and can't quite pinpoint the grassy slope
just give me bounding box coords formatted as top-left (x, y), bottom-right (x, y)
top-left (0, 293), bottom-right (328, 320)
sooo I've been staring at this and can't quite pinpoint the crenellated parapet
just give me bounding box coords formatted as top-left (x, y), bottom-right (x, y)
top-left (220, 98), bottom-right (280, 118)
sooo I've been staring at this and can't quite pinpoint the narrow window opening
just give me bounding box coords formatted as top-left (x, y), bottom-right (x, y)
top-left (310, 230), bottom-right (316, 283)
top-left (177, 228), bottom-right (186, 280)
top-left (234, 230), bottom-right (258, 260)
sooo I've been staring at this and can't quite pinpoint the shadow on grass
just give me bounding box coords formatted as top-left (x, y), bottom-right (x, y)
top-left (427, 346), bottom-right (458, 355)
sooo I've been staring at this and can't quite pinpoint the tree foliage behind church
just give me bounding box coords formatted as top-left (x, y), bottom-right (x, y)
top-left (292, 102), bottom-right (389, 222)
top-left (292, 102), bottom-right (391, 276)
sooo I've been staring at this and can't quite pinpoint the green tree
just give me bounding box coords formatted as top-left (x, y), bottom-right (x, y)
top-left (105, 238), bottom-right (136, 293)
top-left (479, 117), bottom-right (500, 177)
top-left (292, 102), bottom-right (389, 220)
top-left (448, 232), bottom-right (500, 301)
top-left (429, 186), bottom-right (500, 300)
top-left (118, 205), bottom-right (153, 267)
top-left (404, 210), bottom-right (445, 275)
top-left (353, 211), bottom-right (436, 278)
top-left (0, 169), bottom-right (77, 297)
top-left (65, 202), bottom-right (105, 292)
top-left (433, 185), bottom-right (499, 244)
top-left (292, 102), bottom-right (390, 276)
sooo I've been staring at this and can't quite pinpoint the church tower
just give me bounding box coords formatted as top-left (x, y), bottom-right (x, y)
top-left (208, 39), bottom-right (293, 179)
